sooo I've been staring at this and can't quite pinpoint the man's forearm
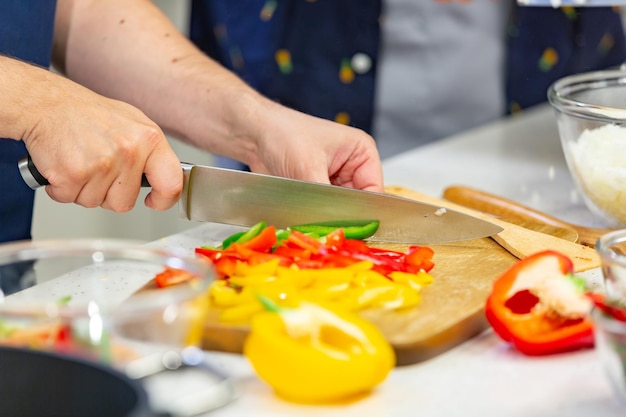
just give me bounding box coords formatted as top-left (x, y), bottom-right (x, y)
top-left (53, 0), bottom-right (264, 164)
top-left (50, 0), bottom-right (384, 192)
top-left (0, 55), bottom-right (67, 141)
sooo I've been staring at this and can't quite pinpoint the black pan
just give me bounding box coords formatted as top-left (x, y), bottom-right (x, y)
top-left (0, 346), bottom-right (152, 417)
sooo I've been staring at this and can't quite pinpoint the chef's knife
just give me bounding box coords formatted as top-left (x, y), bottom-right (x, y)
top-left (18, 156), bottom-right (502, 244)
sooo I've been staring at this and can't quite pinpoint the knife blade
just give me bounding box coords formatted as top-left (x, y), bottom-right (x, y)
top-left (18, 156), bottom-right (502, 244)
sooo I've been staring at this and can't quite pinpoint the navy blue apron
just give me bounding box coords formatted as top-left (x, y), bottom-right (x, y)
top-left (0, 0), bottom-right (56, 243)
top-left (0, 0), bottom-right (56, 294)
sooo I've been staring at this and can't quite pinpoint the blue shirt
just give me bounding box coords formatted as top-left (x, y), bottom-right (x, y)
top-left (0, 0), bottom-right (57, 243)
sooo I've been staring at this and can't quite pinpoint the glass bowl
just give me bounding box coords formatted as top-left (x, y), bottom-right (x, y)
top-left (596, 230), bottom-right (626, 300)
top-left (548, 70), bottom-right (626, 227)
top-left (594, 229), bottom-right (626, 404)
top-left (593, 308), bottom-right (626, 405)
top-left (0, 238), bottom-right (214, 365)
top-left (0, 239), bottom-right (237, 416)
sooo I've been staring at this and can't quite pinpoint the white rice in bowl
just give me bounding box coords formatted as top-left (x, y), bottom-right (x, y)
top-left (568, 124), bottom-right (626, 225)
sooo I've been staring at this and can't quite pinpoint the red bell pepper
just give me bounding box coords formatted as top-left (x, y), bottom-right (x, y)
top-left (485, 250), bottom-right (594, 356)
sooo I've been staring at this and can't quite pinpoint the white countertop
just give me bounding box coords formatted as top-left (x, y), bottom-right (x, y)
top-left (149, 104), bottom-right (622, 416)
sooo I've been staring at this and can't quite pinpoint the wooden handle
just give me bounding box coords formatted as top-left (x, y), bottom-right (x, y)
top-left (443, 185), bottom-right (613, 248)
top-left (443, 185), bottom-right (572, 230)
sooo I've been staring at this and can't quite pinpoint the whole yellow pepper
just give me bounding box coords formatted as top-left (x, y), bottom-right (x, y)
top-left (243, 300), bottom-right (395, 403)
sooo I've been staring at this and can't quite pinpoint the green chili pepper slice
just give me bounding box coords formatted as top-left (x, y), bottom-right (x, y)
top-left (221, 231), bottom-right (246, 249)
top-left (222, 221), bottom-right (267, 249)
top-left (274, 229), bottom-right (292, 247)
top-left (288, 220), bottom-right (380, 240)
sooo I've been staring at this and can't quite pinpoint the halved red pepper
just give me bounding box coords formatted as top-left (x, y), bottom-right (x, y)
top-left (485, 250), bottom-right (594, 356)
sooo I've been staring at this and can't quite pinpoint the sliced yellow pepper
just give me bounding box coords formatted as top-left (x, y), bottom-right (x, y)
top-left (209, 260), bottom-right (434, 324)
top-left (243, 301), bottom-right (395, 403)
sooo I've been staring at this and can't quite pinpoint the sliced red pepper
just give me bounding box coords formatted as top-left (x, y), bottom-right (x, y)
top-left (324, 228), bottom-right (346, 248)
top-left (485, 250), bottom-right (594, 356)
top-left (228, 243), bottom-right (285, 266)
top-left (317, 253), bottom-right (360, 269)
top-left (196, 246), bottom-right (221, 259)
top-left (273, 245), bottom-right (313, 262)
top-left (239, 225), bottom-right (277, 252)
top-left (154, 267), bottom-right (197, 288)
top-left (339, 238), bottom-right (370, 254)
top-left (406, 246), bottom-right (435, 273)
top-left (51, 323), bottom-right (77, 354)
top-left (329, 242), bottom-right (415, 276)
top-left (213, 256), bottom-right (239, 279)
top-left (286, 230), bottom-right (326, 255)
top-left (223, 221), bottom-right (267, 249)
top-left (366, 247), bottom-right (405, 259)
top-left (196, 248), bottom-right (238, 278)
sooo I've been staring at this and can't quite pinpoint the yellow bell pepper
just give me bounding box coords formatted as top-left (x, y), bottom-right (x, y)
top-left (243, 300), bottom-right (395, 403)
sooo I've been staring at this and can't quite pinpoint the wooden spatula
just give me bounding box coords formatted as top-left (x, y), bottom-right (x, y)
top-left (443, 185), bottom-right (614, 248)
top-left (385, 186), bottom-right (600, 272)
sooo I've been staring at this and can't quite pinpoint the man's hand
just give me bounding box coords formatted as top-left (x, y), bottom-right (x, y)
top-left (247, 99), bottom-right (383, 193)
top-left (2, 57), bottom-right (182, 212)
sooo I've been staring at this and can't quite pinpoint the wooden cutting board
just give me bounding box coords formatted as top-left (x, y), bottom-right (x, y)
top-left (200, 186), bottom-right (601, 366)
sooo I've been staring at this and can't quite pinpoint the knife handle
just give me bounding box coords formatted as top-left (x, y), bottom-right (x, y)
top-left (18, 155), bottom-right (151, 190)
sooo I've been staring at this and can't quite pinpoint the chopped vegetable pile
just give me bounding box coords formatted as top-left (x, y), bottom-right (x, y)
top-left (193, 221), bottom-right (436, 324)
top-left (193, 221), bottom-right (408, 403)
